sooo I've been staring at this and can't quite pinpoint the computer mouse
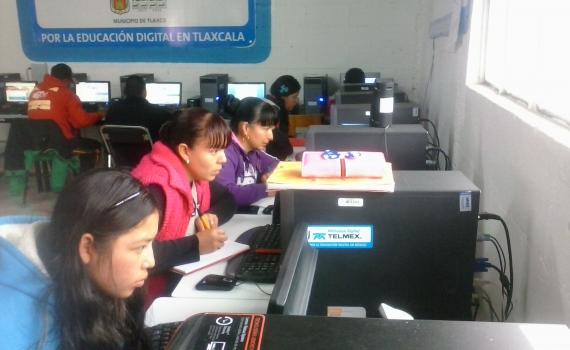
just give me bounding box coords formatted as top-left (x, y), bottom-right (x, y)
top-left (262, 205), bottom-right (274, 215)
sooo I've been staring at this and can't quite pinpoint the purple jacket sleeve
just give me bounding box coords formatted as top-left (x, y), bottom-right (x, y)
top-left (215, 149), bottom-right (269, 207)
top-left (258, 150), bottom-right (280, 175)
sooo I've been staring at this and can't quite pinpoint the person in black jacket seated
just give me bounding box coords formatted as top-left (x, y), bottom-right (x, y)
top-left (265, 75), bottom-right (300, 160)
top-left (344, 67), bottom-right (366, 84)
top-left (105, 75), bottom-right (173, 141)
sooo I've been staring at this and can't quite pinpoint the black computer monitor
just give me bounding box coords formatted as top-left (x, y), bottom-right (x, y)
top-left (0, 73), bottom-right (21, 83)
top-left (75, 81), bottom-right (111, 104)
top-left (227, 82), bottom-right (266, 100)
top-left (4, 81), bottom-right (37, 103)
top-left (145, 82), bottom-right (182, 107)
top-left (269, 171), bottom-right (480, 320)
top-left (304, 125), bottom-right (428, 170)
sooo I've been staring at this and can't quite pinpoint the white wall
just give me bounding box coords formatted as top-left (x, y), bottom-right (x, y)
top-left (422, 0), bottom-right (570, 324)
top-left (0, 0), bottom-right (432, 101)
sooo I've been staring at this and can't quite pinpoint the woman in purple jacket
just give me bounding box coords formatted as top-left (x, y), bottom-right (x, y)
top-left (215, 97), bottom-right (280, 210)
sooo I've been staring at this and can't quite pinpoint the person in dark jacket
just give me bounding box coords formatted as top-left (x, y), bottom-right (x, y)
top-left (105, 75), bottom-right (174, 141)
top-left (216, 97), bottom-right (280, 210)
top-left (344, 67), bottom-right (366, 84)
top-left (265, 75), bottom-right (300, 160)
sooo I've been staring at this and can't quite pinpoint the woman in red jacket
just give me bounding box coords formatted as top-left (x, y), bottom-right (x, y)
top-left (132, 108), bottom-right (236, 301)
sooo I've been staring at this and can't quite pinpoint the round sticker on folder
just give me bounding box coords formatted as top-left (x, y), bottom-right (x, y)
top-left (307, 225), bottom-right (373, 249)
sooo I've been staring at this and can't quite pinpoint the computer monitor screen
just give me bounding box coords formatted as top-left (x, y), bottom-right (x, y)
top-left (4, 81), bottom-right (37, 103)
top-left (76, 81), bottom-right (110, 103)
top-left (227, 82), bottom-right (266, 100)
top-left (145, 82), bottom-right (182, 106)
top-left (364, 77), bottom-right (377, 84)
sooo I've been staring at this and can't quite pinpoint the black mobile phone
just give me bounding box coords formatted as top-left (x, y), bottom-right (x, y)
top-left (195, 274), bottom-right (237, 291)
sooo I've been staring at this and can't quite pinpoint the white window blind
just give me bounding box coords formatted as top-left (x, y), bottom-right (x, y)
top-left (484, 0), bottom-right (570, 122)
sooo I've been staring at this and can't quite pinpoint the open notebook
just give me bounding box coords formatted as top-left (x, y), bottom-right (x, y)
top-left (172, 241), bottom-right (250, 275)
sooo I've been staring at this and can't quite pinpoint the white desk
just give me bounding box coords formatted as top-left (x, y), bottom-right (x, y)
top-left (145, 214), bottom-right (274, 326)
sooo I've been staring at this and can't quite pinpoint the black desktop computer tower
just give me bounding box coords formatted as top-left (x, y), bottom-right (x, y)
top-left (269, 171), bottom-right (480, 321)
top-left (303, 76), bottom-right (327, 114)
top-left (331, 102), bottom-right (420, 126)
top-left (305, 125), bottom-right (428, 170)
top-left (120, 74), bottom-right (155, 98)
top-left (72, 73), bottom-right (88, 82)
top-left (200, 73), bottom-right (228, 113)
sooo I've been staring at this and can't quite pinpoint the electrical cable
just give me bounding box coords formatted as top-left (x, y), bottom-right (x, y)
top-left (479, 213), bottom-right (514, 319)
top-left (474, 285), bottom-right (502, 322)
top-left (383, 125), bottom-right (390, 162)
top-left (418, 118), bottom-right (440, 148)
top-left (254, 282), bottom-right (272, 296)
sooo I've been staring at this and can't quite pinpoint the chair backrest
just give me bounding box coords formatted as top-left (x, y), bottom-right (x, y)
top-left (99, 124), bottom-right (153, 168)
top-left (4, 119), bottom-right (72, 171)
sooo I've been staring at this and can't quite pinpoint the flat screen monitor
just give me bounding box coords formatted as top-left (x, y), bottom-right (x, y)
top-left (76, 81), bottom-right (110, 103)
top-left (227, 82), bottom-right (266, 100)
top-left (145, 82), bottom-right (182, 106)
top-left (364, 77), bottom-right (377, 84)
top-left (4, 81), bottom-right (37, 103)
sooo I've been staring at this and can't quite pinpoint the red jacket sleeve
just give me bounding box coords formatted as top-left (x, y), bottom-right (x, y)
top-left (65, 92), bottom-right (102, 129)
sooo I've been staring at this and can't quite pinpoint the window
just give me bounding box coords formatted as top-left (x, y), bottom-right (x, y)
top-left (483, 0), bottom-right (570, 123)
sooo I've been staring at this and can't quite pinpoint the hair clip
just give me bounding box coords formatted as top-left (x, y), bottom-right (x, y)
top-left (279, 84), bottom-right (289, 95)
top-left (112, 191), bottom-right (142, 208)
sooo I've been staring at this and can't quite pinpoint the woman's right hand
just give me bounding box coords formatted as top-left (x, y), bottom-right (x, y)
top-left (196, 228), bottom-right (228, 254)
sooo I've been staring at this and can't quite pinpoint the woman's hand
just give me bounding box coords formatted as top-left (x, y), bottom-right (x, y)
top-left (195, 213), bottom-right (219, 231)
top-left (196, 227), bottom-right (227, 254)
top-left (260, 172), bottom-right (272, 184)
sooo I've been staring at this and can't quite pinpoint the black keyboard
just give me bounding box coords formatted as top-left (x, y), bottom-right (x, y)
top-left (146, 321), bottom-right (182, 350)
top-left (235, 224), bottom-right (281, 250)
top-left (226, 224), bottom-right (282, 283)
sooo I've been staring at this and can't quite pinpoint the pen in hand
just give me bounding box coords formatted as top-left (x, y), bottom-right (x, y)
top-left (200, 215), bottom-right (211, 230)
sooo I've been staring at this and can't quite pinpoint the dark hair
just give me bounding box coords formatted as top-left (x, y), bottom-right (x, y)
top-left (226, 97), bottom-right (279, 133)
top-left (344, 67), bottom-right (365, 84)
top-left (159, 107), bottom-right (231, 151)
top-left (37, 169), bottom-right (157, 350)
top-left (269, 75), bottom-right (301, 98)
top-left (50, 63), bottom-right (73, 81)
top-left (124, 75), bottom-right (146, 98)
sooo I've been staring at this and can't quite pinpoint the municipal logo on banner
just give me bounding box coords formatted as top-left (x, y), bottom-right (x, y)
top-left (110, 0), bottom-right (130, 15)
top-left (307, 225), bottom-right (373, 249)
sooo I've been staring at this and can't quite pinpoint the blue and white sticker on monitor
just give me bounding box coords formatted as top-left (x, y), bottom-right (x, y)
top-left (459, 192), bottom-right (472, 212)
top-left (16, 0), bottom-right (270, 63)
top-left (307, 225), bottom-right (373, 249)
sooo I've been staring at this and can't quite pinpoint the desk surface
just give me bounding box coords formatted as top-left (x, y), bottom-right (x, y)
top-left (145, 214), bottom-right (273, 326)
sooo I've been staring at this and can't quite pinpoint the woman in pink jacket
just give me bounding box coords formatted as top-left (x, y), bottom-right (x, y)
top-left (132, 108), bottom-right (236, 302)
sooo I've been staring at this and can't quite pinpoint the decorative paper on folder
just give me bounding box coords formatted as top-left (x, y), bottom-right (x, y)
top-left (302, 151), bottom-right (386, 178)
top-left (267, 162), bottom-right (395, 192)
top-left (172, 241), bottom-right (250, 275)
